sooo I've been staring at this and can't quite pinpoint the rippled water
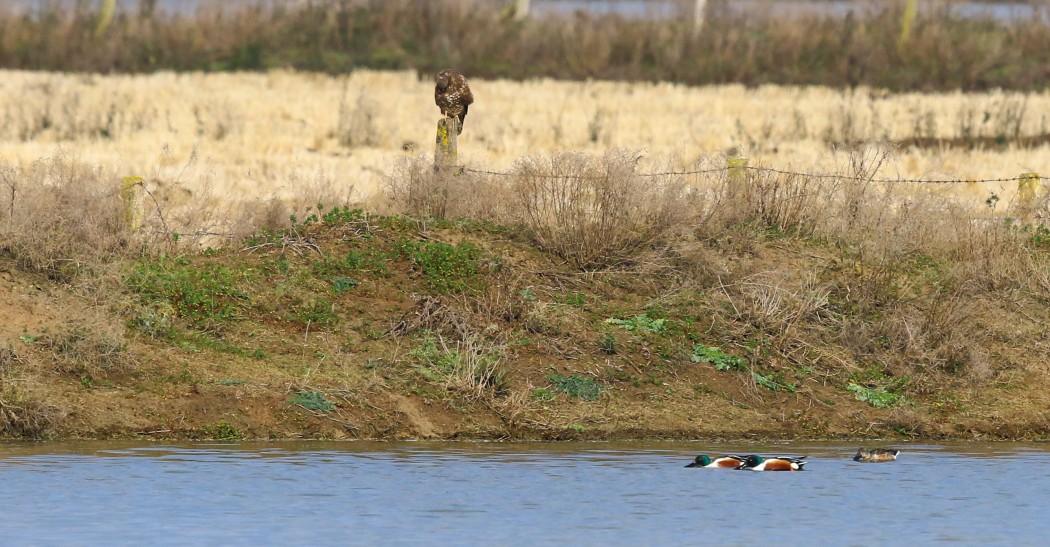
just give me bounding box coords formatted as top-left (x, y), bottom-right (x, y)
top-left (1, 441), bottom-right (1048, 545)
top-left (5, 1), bottom-right (1047, 23)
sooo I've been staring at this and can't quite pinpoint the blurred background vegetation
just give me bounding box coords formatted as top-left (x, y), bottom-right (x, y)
top-left (1, 0), bottom-right (1048, 92)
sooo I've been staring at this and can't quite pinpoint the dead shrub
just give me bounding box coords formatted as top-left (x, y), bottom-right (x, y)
top-left (509, 149), bottom-right (692, 269)
top-left (0, 345), bottom-right (27, 375)
top-left (0, 387), bottom-right (55, 439)
top-left (385, 154), bottom-right (505, 220)
top-left (0, 154), bottom-right (130, 278)
top-left (40, 321), bottom-right (137, 381)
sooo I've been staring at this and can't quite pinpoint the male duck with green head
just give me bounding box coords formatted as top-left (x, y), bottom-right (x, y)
top-left (685, 455), bottom-right (748, 468)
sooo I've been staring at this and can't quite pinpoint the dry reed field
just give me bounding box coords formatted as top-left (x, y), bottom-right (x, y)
top-left (2, 68), bottom-right (1050, 240)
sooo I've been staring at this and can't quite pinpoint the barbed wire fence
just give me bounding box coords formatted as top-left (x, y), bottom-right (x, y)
top-left (460, 164), bottom-right (1046, 186)
top-left (426, 114), bottom-right (1048, 223)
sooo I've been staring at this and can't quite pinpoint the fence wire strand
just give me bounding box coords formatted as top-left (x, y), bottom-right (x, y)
top-left (462, 165), bottom-right (1046, 185)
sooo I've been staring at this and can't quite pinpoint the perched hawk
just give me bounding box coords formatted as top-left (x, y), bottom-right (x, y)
top-left (434, 68), bottom-right (473, 135)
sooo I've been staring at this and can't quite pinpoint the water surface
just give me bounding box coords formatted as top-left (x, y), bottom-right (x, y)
top-left (1, 441), bottom-right (1047, 545)
top-left (6, 1), bottom-right (1047, 22)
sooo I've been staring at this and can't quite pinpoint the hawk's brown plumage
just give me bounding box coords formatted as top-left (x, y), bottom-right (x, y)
top-left (434, 68), bottom-right (473, 135)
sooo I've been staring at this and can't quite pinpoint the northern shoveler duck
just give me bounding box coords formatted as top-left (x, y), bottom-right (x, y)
top-left (853, 448), bottom-right (900, 462)
top-left (685, 454), bottom-right (748, 468)
top-left (739, 454), bottom-right (806, 471)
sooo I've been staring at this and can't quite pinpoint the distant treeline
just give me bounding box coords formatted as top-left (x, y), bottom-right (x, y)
top-left (1, 0), bottom-right (1048, 92)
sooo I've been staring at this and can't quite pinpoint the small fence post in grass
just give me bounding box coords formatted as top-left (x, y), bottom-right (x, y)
top-left (120, 176), bottom-right (144, 232)
top-left (1018, 171), bottom-right (1041, 224)
top-left (692, 0), bottom-right (708, 38)
top-left (435, 117), bottom-right (459, 170)
top-left (516, 0), bottom-right (530, 20)
top-left (727, 148), bottom-right (748, 184)
top-left (898, 0), bottom-right (918, 54)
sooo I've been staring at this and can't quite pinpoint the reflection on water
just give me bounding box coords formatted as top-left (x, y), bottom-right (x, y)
top-left (4, 1), bottom-right (1047, 23)
top-left (1, 441), bottom-right (1048, 545)
top-left (533, 0), bottom-right (1048, 22)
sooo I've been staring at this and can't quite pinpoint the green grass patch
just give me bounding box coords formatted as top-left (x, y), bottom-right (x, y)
top-left (199, 420), bottom-right (240, 440)
top-left (547, 373), bottom-right (603, 401)
top-left (847, 383), bottom-right (908, 408)
top-left (400, 240), bottom-right (481, 293)
top-left (691, 344), bottom-right (747, 371)
top-left (126, 258), bottom-right (250, 329)
top-left (604, 315), bottom-right (666, 334)
top-left (753, 370), bottom-right (796, 392)
top-left (290, 390), bottom-right (336, 413)
top-left (530, 387), bottom-right (557, 402)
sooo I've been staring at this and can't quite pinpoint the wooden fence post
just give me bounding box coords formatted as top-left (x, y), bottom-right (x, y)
top-left (692, 0), bottom-right (707, 38)
top-left (435, 118), bottom-right (459, 170)
top-left (516, 0), bottom-right (530, 20)
top-left (120, 176), bottom-right (144, 232)
top-left (898, 0), bottom-right (918, 53)
top-left (1018, 172), bottom-right (1041, 224)
top-left (95, 0), bottom-right (116, 38)
top-left (727, 150), bottom-right (748, 183)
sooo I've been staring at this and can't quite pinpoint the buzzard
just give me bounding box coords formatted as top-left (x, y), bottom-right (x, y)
top-left (434, 68), bottom-right (473, 135)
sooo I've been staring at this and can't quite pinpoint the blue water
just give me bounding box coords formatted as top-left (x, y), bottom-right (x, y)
top-left (4, 1), bottom-right (1047, 23)
top-left (1, 441), bottom-right (1047, 545)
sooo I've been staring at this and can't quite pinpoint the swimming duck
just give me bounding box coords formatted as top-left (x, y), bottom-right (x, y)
top-left (685, 454), bottom-right (748, 468)
top-left (739, 454), bottom-right (806, 471)
top-left (853, 448), bottom-right (900, 462)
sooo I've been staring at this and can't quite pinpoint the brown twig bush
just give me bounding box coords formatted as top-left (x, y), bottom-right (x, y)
top-left (40, 320), bottom-right (137, 382)
top-left (385, 154), bottom-right (506, 221)
top-left (0, 383), bottom-right (55, 439)
top-left (509, 149), bottom-right (693, 269)
top-left (0, 154), bottom-right (132, 279)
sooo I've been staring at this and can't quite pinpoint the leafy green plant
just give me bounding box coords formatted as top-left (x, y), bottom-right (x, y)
top-left (400, 240), bottom-right (481, 293)
top-left (753, 371), bottom-right (796, 392)
top-left (291, 297), bottom-right (338, 327)
top-left (126, 258), bottom-right (249, 328)
top-left (847, 383), bottom-right (908, 408)
top-left (331, 277), bottom-right (358, 294)
top-left (547, 373), bottom-right (603, 401)
top-left (18, 334), bottom-right (38, 345)
top-left (200, 420), bottom-right (240, 440)
top-left (691, 344), bottom-right (747, 371)
top-left (321, 206), bottom-right (365, 226)
top-left (564, 292), bottom-right (587, 307)
top-left (597, 331), bottom-right (618, 354)
top-left (290, 390), bottom-right (336, 413)
top-left (530, 387), bottom-right (556, 402)
top-left (605, 315), bottom-right (666, 334)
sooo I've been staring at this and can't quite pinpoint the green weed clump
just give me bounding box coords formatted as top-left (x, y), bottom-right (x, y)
top-left (547, 373), bottom-right (603, 401)
top-left (691, 344), bottom-right (747, 372)
top-left (605, 315), bottom-right (666, 334)
top-left (400, 240), bottom-right (481, 293)
top-left (847, 383), bottom-right (908, 408)
top-left (126, 258), bottom-right (250, 329)
top-left (199, 420), bottom-right (240, 440)
top-left (290, 390), bottom-right (336, 413)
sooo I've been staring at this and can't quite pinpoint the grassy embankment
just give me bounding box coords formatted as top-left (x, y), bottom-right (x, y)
top-left (2, 146), bottom-right (1050, 441)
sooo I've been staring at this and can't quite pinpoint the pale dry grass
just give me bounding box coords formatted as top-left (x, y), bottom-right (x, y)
top-left (1, 68), bottom-right (1049, 237)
